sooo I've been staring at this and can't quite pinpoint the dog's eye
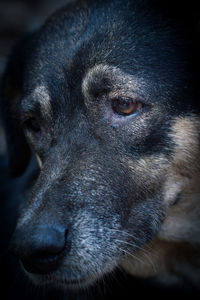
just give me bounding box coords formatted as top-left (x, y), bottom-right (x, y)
top-left (23, 117), bottom-right (40, 133)
top-left (111, 97), bottom-right (143, 116)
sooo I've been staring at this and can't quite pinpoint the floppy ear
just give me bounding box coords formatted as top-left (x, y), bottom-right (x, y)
top-left (1, 36), bottom-right (32, 177)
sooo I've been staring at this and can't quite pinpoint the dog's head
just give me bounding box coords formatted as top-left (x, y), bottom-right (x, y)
top-left (2, 0), bottom-right (200, 289)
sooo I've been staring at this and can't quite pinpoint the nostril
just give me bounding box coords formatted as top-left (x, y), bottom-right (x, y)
top-left (21, 257), bottom-right (61, 274)
top-left (35, 250), bottom-right (61, 260)
top-left (10, 225), bottom-right (69, 274)
top-left (21, 251), bottom-right (64, 274)
top-left (31, 233), bottom-right (69, 264)
top-left (33, 249), bottom-right (64, 264)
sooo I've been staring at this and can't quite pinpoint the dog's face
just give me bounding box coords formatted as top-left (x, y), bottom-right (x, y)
top-left (2, 0), bottom-right (200, 289)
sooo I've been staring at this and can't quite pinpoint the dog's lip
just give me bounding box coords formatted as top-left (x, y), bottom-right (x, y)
top-left (45, 275), bottom-right (92, 289)
top-left (57, 276), bottom-right (88, 285)
top-left (27, 269), bottom-right (92, 287)
top-left (26, 259), bottom-right (116, 288)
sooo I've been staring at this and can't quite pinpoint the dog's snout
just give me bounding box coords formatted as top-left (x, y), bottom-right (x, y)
top-left (10, 224), bottom-right (69, 274)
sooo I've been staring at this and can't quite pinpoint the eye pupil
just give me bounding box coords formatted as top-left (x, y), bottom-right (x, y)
top-left (112, 97), bottom-right (141, 116)
top-left (24, 117), bottom-right (40, 132)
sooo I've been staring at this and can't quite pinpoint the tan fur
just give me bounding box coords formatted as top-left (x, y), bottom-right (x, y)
top-left (35, 154), bottom-right (43, 169)
top-left (161, 116), bottom-right (200, 241)
top-left (82, 64), bottom-right (144, 103)
top-left (120, 116), bottom-right (200, 286)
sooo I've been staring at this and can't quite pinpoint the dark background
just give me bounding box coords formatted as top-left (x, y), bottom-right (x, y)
top-left (0, 1), bottom-right (200, 298)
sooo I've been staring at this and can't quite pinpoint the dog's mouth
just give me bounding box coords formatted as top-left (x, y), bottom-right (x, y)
top-left (24, 259), bottom-right (117, 289)
top-left (43, 274), bottom-right (91, 289)
top-left (26, 270), bottom-right (102, 289)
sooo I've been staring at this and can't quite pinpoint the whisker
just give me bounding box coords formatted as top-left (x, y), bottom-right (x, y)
top-left (114, 238), bottom-right (151, 255)
top-left (108, 228), bottom-right (153, 252)
top-left (118, 247), bottom-right (145, 266)
top-left (115, 239), bottom-right (157, 273)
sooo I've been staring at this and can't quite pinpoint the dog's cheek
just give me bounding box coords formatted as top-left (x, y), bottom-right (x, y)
top-left (159, 116), bottom-right (200, 242)
top-left (120, 154), bottom-right (168, 200)
top-left (163, 116), bottom-right (200, 207)
top-left (119, 116), bottom-right (200, 276)
top-left (118, 155), bottom-right (168, 241)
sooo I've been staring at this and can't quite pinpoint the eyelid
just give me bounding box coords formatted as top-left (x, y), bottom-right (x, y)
top-left (108, 89), bottom-right (143, 100)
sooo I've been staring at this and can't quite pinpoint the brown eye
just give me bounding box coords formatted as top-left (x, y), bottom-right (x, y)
top-left (23, 117), bottom-right (40, 133)
top-left (112, 97), bottom-right (142, 116)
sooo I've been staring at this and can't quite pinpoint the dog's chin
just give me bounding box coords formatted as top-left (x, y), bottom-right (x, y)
top-left (23, 263), bottom-right (116, 290)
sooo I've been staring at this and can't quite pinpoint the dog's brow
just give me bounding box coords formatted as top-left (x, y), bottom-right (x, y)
top-left (82, 64), bottom-right (113, 100)
top-left (81, 64), bottom-right (147, 102)
top-left (31, 85), bottom-right (52, 117)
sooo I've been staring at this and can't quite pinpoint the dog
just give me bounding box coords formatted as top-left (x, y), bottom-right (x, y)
top-left (1, 0), bottom-right (200, 293)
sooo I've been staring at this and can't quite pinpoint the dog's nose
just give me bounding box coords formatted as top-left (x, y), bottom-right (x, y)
top-left (9, 224), bottom-right (68, 274)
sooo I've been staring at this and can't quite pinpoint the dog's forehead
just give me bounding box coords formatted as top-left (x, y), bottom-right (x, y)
top-left (23, 0), bottom-right (193, 113)
top-left (25, 0), bottom-right (181, 81)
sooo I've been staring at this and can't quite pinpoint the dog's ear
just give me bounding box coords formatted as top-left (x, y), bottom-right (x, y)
top-left (1, 36), bottom-right (32, 177)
